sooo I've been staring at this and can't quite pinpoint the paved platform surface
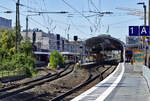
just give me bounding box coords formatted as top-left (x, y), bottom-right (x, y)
top-left (105, 63), bottom-right (150, 101)
top-left (72, 63), bottom-right (150, 101)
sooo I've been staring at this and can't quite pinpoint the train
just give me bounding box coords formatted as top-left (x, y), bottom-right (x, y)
top-left (95, 51), bottom-right (121, 65)
top-left (34, 50), bottom-right (123, 67)
top-left (34, 51), bottom-right (80, 66)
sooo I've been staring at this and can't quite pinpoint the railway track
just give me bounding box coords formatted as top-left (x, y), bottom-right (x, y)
top-left (50, 64), bottom-right (117, 101)
top-left (21, 63), bottom-right (118, 101)
top-left (0, 64), bottom-right (74, 100)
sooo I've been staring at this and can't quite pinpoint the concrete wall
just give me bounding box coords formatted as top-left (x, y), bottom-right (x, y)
top-left (143, 65), bottom-right (150, 90)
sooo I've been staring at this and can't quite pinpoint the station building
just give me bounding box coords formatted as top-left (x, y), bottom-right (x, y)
top-left (21, 29), bottom-right (85, 54)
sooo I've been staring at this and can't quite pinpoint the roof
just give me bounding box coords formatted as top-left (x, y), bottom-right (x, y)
top-left (86, 34), bottom-right (125, 53)
top-left (60, 52), bottom-right (80, 55)
top-left (34, 51), bottom-right (50, 55)
top-left (34, 51), bottom-right (80, 55)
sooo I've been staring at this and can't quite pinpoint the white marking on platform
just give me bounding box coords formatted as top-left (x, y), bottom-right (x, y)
top-left (95, 63), bottom-right (125, 101)
top-left (71, 63), bottom-right (123, 101)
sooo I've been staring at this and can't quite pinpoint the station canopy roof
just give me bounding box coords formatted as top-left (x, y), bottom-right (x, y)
top-left (85, 34), bottom-right (125, 53)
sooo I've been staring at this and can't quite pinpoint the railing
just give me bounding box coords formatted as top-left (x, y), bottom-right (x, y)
top-left (0, 68), bottom-right (25, 78)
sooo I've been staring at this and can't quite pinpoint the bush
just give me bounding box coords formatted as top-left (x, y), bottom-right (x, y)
top-left (13, 53), bottom-right (37, 77)
top-left (74, 63), bottom-right (80, 70)
top-left (0, 53), bottom-right (37, 77)
top-left (49, 50), bottom-right (65, 69)
top-left (0, 28), bottom-right (37, 77)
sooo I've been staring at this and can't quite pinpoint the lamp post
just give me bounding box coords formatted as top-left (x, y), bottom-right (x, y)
top-left (137, 2), bottom-right (146, 25)
top-left (149, 0), bottom-right (150, 26)
top-left (137, 2), bottom-right (147, 65)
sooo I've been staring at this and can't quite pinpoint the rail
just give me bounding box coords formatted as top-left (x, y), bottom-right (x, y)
top-left (0, 64), bottom-right (73, 100)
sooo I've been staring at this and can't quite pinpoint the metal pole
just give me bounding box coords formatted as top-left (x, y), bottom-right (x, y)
top-left (26, 16), bottom-right (28, 40)
top-left (144, 4), bottom-right (146, 25)
top-left (67, 34), bottom-right (69, 41)
top-left (15, 0), bottom-right (20, 53)
top-left (149, 0), bottom-right (150, 26)
top-left (15, 0), bottom-right (19, 53)
top-left (148, 0), bottom-right (150, 67)
top-left (143, 4), bottom-right (147, 65)
top-left (18, 0), bottom-right (20, 47)
top-left (15, 2), bottom-right (17, 53)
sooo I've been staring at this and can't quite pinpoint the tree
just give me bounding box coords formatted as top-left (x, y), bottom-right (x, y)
top-left (19, 38), bottom-right (33, 56)
top-left (0, 28), bottom-right (36, 77)
top-left (0, 28), bottom-right (16, 59)
top-left (49, 50), bottom-right (65, 69)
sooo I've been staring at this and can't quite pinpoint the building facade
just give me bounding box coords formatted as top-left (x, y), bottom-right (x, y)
top-left (126, 36), bottom-right (143, 49)
top-left (21, 29), bottom-right (69, 52)
top-left (21, 29), bottom-right (86, 56)
top-left (0, 17), bottom-right (12, 29)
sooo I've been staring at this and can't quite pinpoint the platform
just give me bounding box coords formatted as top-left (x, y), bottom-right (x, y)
top-left (72, 63), bottom-right (150, 101)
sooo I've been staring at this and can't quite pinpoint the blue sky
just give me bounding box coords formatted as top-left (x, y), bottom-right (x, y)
top-left (0, 0), bottom-right (148, 42)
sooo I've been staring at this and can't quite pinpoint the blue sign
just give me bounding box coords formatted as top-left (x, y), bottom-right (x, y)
top-left (129, 26), bottom-right (139, 36)
top-left (129, 26), bottom-right (150, 36)
top-left (140, 26), bottom-right (150, 36)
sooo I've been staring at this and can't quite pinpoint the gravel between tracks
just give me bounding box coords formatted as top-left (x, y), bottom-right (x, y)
top-left (2, 65), bottom-right (116, 101)
top-left (63, 65), bottom-right (116, 101)
top-left (2, 65), bottom-right (89, 101)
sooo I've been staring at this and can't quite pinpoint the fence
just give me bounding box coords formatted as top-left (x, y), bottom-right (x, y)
top-left (0, 68), bottom-right (25, 78)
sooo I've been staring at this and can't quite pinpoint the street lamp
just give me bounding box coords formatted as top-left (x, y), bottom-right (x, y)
top-left (137, 2), bottom-right (147, 66)
top-left (137, 2), bottom-right (146, 25)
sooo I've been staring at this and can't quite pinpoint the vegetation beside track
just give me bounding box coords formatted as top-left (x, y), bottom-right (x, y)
top-left (49, 50), bottom-right (66, 69)
top-left (0, 28), bottom-right (37, 77)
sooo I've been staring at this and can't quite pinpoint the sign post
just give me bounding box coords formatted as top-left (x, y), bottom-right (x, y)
top-left (129, 26), bottom-right (150, 66)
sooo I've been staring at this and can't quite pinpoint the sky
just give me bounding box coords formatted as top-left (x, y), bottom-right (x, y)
top-left (0, 0), bottom-right (148, 42)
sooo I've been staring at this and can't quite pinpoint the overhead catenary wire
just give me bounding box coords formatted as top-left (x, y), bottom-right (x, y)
top-left (39, 0), bottom-right (48, 31)
top-left (109, 18), bottom-right (140, 26)
top-left (88, 0), bottom-right (91, 12)
top-left (42, 0), bottom-right (54, 32)
top-left (0, 0), bottom-right (95, 40)
top-left (61, 0), bottom-right (95, 27)
top-left (2, 0), bottom-right (135, 40)
top-left (0, 5), bottom-right (12, 11)
top-left (19, 2), bottom-right (40, 12)
top-left (11, 0), bottom-right (16, 3)
top-left (28, 16), bottom-right (70, 33)
top-left (90, 0), bottom-right (100, 12)
top-left (20, 9), bottom-right (90, 34)
top-left (29, 17), bottom-right (52, 30)
top-left (69, 18), bottom-right (90, 38)
top-left (24, 0), bottom-right (49, 32)
top-left (88, 0), bottom-right (102, 33)
top-left (98, 0), bottom-right (101, 11)
top-left (23, 0), bottom-right (69, 33)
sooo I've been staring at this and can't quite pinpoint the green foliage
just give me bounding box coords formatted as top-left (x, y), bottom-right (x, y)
top-left (0, 28), bottom-right (15, 50)
top-left (0, 28), bottom-right (37, 77)
top-left (0, 82), bottom-right (2, 87)
top-left (19, 38), bottom-right (33, 56)
top-left (49, 50), bottom-right (65, 69)
top-left (0, 29), bottom-right (16, 60)
top-left (74, 63), bottom-right (80, 70)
